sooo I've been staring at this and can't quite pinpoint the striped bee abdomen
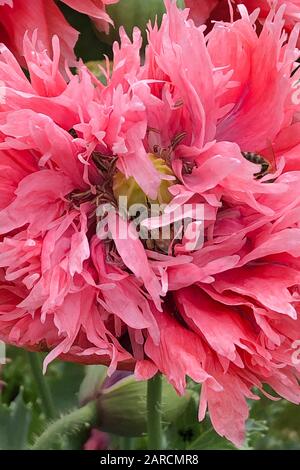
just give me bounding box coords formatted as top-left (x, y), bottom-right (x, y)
top-left (242, 151), bottom-right (270, 180)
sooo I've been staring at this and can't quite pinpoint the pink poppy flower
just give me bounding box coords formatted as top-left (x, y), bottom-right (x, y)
top-left (0, 0), bottom-right (300, 447)
top-left (0, 0), bottom-right (119, 67)
top-left (186, 0), bottom-right (300, 37)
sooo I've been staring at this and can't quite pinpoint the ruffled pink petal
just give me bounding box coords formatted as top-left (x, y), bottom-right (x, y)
top-left (0, 0), bottom-right (78, 68)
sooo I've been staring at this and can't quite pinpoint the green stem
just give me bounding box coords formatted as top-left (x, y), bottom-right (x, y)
top-left (147, 373), bottom-right (163, 450)
top-left (27, 352), bottom-right (56, 420)
top-left (32, 401), bottom-right (98, 450)
top-left (120, 436), bottom-right (133, 450)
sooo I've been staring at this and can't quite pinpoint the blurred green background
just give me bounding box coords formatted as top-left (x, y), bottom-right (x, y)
top-left (1, 345), bottom-right (299, 450)
top-left (60, 0), bottom-right (185, 61)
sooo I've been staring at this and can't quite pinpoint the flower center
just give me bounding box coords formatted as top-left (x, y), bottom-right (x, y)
top-left (67, 149), bottom-right (179, 256)
top-left (68, 153), bottom-right (117, 210)
top-left (113, 154), bottom-right (175, 207)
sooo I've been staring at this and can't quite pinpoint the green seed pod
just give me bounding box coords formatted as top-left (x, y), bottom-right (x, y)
top-left (96, 375), bottom-right (191, 437)
top-left (113, 154), bottom-right (175, 208)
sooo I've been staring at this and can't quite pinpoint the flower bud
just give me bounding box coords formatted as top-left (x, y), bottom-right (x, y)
top-left (98, 375), bottom-right (191, 437)
top-left (79, 368), bottom-right (191, 437)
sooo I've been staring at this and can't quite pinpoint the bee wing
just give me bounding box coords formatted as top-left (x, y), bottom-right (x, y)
top-left (266, 139), bottom-right (277, 172)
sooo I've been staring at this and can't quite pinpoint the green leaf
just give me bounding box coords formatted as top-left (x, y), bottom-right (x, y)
top-left (78, 365), bottom-right (107, 406)
top-left (48, 362), bottom-right (85, 414)
top-left (245, 418), bottom-right (268, 449)
top-left (187, 428), bottom-right (237, 451)
top-left (102, 0), bottom-right (166, 44)
top-left (250, 394), bottom-right (300, 449)
top-left (0, 390), bottom-right (32, 450)
top-left (164, 392), bottom-right (202, 450)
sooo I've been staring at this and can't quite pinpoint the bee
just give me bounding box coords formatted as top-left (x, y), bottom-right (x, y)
top-left (242, 142), bottom-right (278, 182)
top-left (242, 151), bottom-right (270, 179)
top-left (152, 131), bottom-right (187, 164)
